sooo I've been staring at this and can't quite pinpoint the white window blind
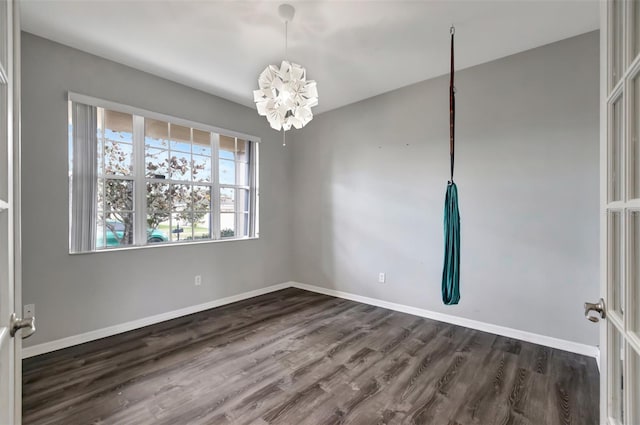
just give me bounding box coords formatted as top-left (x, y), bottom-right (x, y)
top-left (69, 102), bottom-right (98, 253)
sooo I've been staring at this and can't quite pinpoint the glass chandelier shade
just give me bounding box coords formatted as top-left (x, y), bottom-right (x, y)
top-left (253, 60), bottom-right (318, 131)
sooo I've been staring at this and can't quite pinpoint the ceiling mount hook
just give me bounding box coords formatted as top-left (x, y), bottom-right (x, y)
top-left (278, 4), bottom-right (295, 22)
top-left (450, 25), bottom-right (455, 35)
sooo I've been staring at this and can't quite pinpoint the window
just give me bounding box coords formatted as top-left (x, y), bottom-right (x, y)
top-left (69, 94), bottom-right (259, 253)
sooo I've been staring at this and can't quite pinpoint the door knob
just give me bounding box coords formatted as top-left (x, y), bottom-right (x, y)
top-left (584, 298), bottom-right (606, 323)
top-left (9, 313), bottom-right (35, 338)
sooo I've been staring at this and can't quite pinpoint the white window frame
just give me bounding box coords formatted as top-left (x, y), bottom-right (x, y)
top-left (68, 92), bottom-right (260, 253)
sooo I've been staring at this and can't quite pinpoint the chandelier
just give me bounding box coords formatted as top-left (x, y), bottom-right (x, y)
top-left (253, 4), bottom-right (318, 144)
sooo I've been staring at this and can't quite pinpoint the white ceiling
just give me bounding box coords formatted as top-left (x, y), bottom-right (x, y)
top-left (21, 1), bottom-right (599, 114)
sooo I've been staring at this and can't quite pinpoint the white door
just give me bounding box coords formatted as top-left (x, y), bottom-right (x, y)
top-left (595, 0), bottom-right (640, 424)
top-left (0, 0), bottom-right (27, 423)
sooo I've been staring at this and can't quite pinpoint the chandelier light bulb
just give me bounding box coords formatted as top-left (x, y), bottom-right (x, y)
top-left (279, 88), bottom-right (291, 102)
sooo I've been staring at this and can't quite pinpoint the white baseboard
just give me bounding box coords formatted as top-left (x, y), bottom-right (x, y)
top-left (21, 282), bottom-right (292, 359)
top-left (23, 280), bottom-right (599, 361)
top-left (289, 282), bottom-right (600, 359)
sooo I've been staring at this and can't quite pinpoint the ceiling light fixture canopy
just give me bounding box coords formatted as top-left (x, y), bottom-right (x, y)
top-left (253, 4), bottom-right (318, 144)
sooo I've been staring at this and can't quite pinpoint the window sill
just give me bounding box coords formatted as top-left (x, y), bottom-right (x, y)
top-left (69, 236), bottom-right (260, 255)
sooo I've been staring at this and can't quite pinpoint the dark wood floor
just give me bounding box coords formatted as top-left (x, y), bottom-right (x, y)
top-left (23, 288), bottom-right (599, 425)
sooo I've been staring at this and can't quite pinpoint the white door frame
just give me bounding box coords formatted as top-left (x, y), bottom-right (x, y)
top-left (12, 0), bottom-right (22, 420)
top-left (600, 0), bottom-right (640, 424)
top-left (599, 5), bottom-right (608, 425)
top-left (0, 0), bottom-right (20, 423)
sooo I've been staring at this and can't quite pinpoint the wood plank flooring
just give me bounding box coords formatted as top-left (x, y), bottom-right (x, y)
top-left (22, 288), bottom-right (599, 425)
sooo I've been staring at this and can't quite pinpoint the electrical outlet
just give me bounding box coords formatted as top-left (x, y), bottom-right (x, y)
top-left (24, 304), bottom-right (35, 319)
top-left (194, 275), bottom-right (202, 286)
top-left (378, 272), bottom-right (386, 283)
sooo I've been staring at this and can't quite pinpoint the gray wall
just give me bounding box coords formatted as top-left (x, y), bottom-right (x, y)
top-left (21, 33), bottom-right (292, 347)
top-left (22, 30), bottom-right (600, 349)
top-left (290, 32), bottom-right (600, 346)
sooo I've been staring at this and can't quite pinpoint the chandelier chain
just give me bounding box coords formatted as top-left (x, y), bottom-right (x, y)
top-left (284, 21), bottom-right (288, 60)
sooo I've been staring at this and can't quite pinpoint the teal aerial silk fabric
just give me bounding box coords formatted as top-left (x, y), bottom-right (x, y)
top-left (442, 182), bottom-right (460, 305)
